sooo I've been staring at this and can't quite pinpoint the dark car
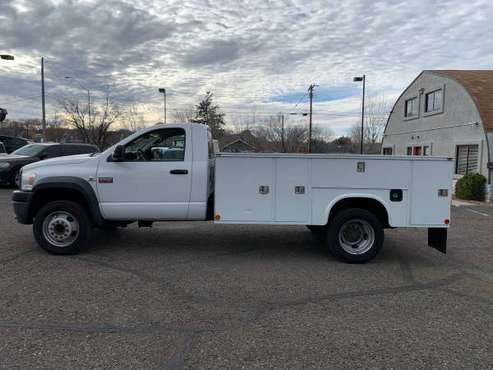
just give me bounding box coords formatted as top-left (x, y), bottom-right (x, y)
top-left (0, 135), bottom-right (30, 154)
top-left (0, 143), bottom-right (98, 187)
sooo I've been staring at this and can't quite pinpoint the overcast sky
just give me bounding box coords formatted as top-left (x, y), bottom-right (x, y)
top-left (1, 0), bottom-right (492, 136)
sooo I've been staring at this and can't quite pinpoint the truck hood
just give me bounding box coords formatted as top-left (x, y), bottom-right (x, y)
top-left (23, 153), bottom-right (97, 170)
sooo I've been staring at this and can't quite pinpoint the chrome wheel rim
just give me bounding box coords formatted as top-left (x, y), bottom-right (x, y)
top-left (338, 219), bottom-right (375, 255)
top-left (42, 211), bottom-right (79, 247)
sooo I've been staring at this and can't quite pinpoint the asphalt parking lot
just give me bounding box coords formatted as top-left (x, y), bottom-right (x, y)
top-left (0, 187), bottom-right (492, 369)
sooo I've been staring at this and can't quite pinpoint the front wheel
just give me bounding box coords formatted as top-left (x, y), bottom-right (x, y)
top-left (33, 200), bottom-right (92, 254)
top-left (327, 208), bottom-right (384, 263)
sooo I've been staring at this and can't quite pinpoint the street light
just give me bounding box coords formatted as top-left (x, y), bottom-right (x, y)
top-left (0, 54), bottom-right (14, 60)
top-left (158, 88), bottom-right (166, 124)
top-left (353, 75), bottom-right (366, 154)
top-left (65, 76), bottom-right (91, 123)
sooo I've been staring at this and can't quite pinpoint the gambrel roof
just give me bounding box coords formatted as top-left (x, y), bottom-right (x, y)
top-left (430, 70), bottom-right (493, 132)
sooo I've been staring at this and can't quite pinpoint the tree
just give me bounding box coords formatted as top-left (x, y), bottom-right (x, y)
top-left (191, 92), bottom-right (226, 138)
top-left (62, 93), bottom-right (122, 149)
top-left (172, 108), bottom-right (195, 124)
top-left (122, 104), bottom-right (146, 133)
top-left (350, 96), bottom-right (391, 153)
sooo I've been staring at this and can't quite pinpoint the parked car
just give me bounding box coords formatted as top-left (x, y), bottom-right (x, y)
top-left (0, 142), bottom-right (6, 156)
top-left (0, 143), bottom-right (98, 187)
top-left (12, 124), bottom-right (452, 263)
top-left (0, 135), bottom-right (29, 154)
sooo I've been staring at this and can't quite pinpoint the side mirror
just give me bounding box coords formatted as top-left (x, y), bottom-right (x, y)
top-left (112, 145), bottom-right (124, 162)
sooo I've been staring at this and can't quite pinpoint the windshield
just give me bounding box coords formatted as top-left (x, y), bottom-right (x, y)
top-left (12, 144), bottom-right (46, 157)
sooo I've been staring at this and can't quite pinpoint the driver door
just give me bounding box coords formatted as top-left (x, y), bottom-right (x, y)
top-left (97, 127), bottom-right (192, 220)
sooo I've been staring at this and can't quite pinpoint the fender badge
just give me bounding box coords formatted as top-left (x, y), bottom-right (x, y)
top-left (98, 177), bottom-right (113, 184)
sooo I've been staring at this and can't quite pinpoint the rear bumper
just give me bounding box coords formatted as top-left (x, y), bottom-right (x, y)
top-left (12, 190), bottom-right (33, 224)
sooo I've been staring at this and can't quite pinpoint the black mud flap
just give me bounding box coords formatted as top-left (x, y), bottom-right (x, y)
top-left (428, 228), bottom-right (447, 254)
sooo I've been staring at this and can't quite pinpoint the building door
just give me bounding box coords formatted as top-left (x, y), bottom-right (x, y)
top-left (413, 146), bottom-right (422, 156)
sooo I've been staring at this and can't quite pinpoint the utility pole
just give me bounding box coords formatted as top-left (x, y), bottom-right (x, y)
top-left (308, 84), bottom-right (317, 153)
top-left (41, 57), bottom-right (46, 142)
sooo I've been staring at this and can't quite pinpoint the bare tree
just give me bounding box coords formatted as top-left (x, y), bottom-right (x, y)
top-left (122, 104), bottom-right (146, 132)
top-left (172, 108), bottom-right (195, 123)
top-left (62, 93), bottom-right (122, 149)
top-left (350, 96), bottom-right (391, 153)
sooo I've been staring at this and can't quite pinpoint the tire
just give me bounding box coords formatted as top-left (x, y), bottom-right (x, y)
top-left (326, 208), bottom-right (384, 263)
top-left (33, 200), bottom-right (92, 255)
top-left (9, 169), bottom-right (20, 188)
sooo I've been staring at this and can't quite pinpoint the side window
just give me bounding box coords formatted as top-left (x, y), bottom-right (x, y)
top-left (456, 144), bottom-right (479, 175)
top-left (404, 97), bottom-right (418, 118)
top-left (42, 145), bottom-right (61, 158)
top-left (425, 89), bottom-right (443, 113)
top-left (124, 128), bottom-right (186, 162)
top-left (60, 145), bottom-right (75, 156)
top-left (78, 145), bottom-right (97, 154)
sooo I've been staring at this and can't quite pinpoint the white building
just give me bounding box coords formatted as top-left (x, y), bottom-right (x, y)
top-left (382, 70), bottom-right (493, 185)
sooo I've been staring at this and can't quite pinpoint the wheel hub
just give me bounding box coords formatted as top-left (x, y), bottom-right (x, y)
top-left (338, 219), bottom-right (375, 255)
top-left (42, 211), bottom-right (79, 247)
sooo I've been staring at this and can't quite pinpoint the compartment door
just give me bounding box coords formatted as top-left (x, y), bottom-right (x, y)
top-left (275, 158), bottom-right (310, 222)
top-left (214, 157), bottom-right (274, 222)
top-left (410, 161), bottom-right (452, 226)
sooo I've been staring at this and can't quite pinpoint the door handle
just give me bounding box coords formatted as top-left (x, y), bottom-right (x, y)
top-left (170, 169), bottom-right (188, 175)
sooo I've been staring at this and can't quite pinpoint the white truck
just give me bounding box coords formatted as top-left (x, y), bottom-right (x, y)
top-left (12, 123), bottom-right (453, 263)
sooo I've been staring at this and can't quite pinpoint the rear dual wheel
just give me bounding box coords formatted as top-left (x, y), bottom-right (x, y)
top-left (327, 208), bottom-right (384, 263)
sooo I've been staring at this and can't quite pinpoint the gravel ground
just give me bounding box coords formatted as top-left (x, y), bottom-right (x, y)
top-left (0, 187), bottom-right (492, 369)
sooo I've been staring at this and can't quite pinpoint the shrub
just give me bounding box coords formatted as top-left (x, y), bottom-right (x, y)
top-left (455, 174), bottom-right (486, 200)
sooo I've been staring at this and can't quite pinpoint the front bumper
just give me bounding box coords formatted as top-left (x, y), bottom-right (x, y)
top-left (12, 190), bottom-right (33, 224)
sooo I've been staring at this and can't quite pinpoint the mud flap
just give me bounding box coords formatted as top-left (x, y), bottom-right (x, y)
top-left (428, 228), bottom-right (447, 254)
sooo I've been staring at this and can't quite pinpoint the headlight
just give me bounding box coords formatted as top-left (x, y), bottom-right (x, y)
top-left (0, 162), bottom-right (10, 170)
top-left (21, 172), bottom-right (37, 191)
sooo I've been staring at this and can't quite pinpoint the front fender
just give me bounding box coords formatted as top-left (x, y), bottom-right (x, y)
top-left (32, 176), bottom-right (104, 225)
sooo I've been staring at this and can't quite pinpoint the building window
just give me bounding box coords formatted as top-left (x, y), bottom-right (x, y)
top-left (425, 89), bottom-right (443, 113)
top-left (407, 146), bottom-right (413, 155)
top-left (456, 144), bottom-right (479, 175)
top-left (382, 147), bottom-right (393, 155)
top-left (413, 146), bottom-right (422, 156)
top-left (405, 97), bottom-right (418, 118)
top-left (423, 145), bottom-right (431, 156)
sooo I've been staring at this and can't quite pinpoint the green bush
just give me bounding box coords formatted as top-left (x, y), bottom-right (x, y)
top-left (455, 174), bottom-right (486, 200)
